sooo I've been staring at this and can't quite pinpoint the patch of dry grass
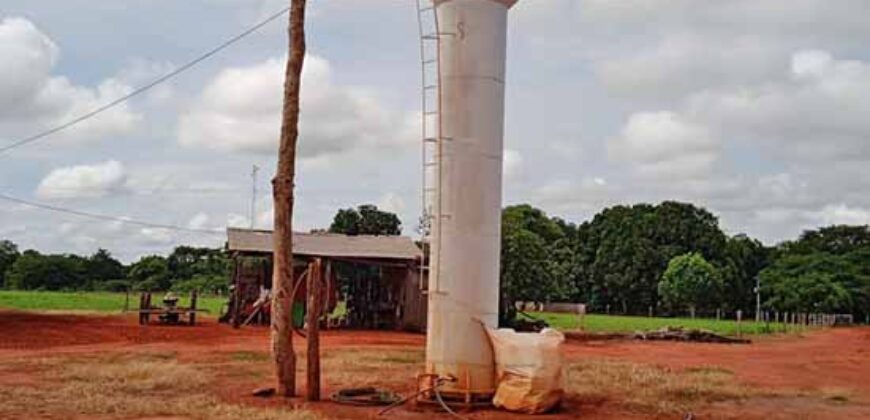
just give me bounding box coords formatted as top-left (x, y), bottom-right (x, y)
top-left (0, 352), bottom-right (319, 420)
top-left (321, 348), bottom-right (424, 389)
top-left (566, 359), bottom-right (763, 414)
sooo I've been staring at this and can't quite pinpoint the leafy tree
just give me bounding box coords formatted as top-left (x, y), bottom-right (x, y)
top-left (760, 225), bottom-right (870, 318)
top-left (329, 204), bottom-right (401, 236)
top-left (788, 225), bottom-right (870, 255)
top-left (5, 251), bottom-right (87, 290)
top-left (575, 201), bottom-right (729, 314)
top-left (499, 205), bottom-right (577, 324)
top-left (719, 234), bottom-right (769, 313)
top-left (500, 226), bottom-right (551, 325)
top-left (658, 252), bottom-right (723, 318)
top-left (128, 255), bottom-right (171, 291)
top-left (0, 239), bottom-right (19, 288)
top-left (167, 246), bottom-right (228, 285)
top-left (764, 272), bottom-right (852, 313)
top-left (503, 204), bottom-right (565, 243)
top-left (86, 248), bottom-right (125, 287)
top-left (760, 250), bottom-right (869, 316)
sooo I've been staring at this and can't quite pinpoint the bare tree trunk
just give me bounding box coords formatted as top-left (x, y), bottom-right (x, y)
top-left (271, 0), bottom-right (306, 398)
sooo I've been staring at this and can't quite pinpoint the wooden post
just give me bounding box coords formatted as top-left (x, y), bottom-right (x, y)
top-left (271, 0), bottom-right (307, 398)
top-left (736, 310), bottom-right (742, 339)
top-left (782, 312), bottom-right (788, 333)
top-left (306, 258), bottom-right (323, 401)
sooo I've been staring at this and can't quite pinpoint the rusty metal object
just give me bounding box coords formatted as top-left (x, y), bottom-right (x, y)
top-left (138, 290), bottom-right (203, 326)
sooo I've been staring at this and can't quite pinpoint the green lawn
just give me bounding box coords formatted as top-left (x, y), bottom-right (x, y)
top-left (532, 312), bottom-right (789, 336)
top-left (0, 290), bottom-right (226, 316)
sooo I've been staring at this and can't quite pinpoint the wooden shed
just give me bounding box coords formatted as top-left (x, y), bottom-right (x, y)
top-left (223, 228), bottom-right (427, 332)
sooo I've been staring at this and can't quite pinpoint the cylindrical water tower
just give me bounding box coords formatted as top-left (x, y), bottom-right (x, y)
top-left (425, 0), bottom-right (518, 398)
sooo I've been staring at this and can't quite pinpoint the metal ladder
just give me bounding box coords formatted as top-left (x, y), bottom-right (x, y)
top-left (416, 0), bottom-right (449, 294)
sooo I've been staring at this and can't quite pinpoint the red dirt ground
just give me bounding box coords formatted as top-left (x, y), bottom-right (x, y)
top-left (2, 311), bottom-right (869, 419)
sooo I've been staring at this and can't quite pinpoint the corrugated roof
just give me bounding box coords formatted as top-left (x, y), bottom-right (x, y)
top-left (226, 228), bottom-right (421, 260)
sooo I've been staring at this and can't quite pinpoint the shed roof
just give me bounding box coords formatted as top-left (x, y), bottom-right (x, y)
top-left (226, 228), bottom-right (421, 261)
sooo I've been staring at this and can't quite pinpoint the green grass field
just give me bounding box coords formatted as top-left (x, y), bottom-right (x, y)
top-left (0, 291), bottom-right (226, 316)
top-left (0, 291), bottom-right (790, 335)
top-left (532, 312), bottom-right (786, 336)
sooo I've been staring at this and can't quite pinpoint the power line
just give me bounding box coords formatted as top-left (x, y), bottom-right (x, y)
top-left (0, 192), bottom-right (223, 236)
top-left (0, 6), bottom-right (291, 156)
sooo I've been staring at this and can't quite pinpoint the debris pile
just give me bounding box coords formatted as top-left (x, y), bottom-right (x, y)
top-left (633, 326), bottom-right (750, 344)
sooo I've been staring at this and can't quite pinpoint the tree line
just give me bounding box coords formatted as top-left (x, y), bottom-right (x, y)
top-left (2, 201), bottom-right (868, 322)
top-left (0, 243), bottom-right (230, 294)
top-left (500, 201), bottom-right (870, 322)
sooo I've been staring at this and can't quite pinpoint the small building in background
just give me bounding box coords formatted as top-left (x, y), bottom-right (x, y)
top-left (223, 228), bottom-right (427, 332)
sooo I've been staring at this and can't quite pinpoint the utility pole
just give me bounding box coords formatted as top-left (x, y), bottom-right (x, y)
top-left (272, 0), bottom-right (306, 398)
top-left (250, 164), bottom-right (259, 229)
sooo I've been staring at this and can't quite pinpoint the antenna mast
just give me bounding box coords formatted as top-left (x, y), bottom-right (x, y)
top-left (250, 164), bottom-right (259, 229)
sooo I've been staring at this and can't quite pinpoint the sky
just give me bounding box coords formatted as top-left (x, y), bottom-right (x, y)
top-left (1, 0), bottom-right (869, 262)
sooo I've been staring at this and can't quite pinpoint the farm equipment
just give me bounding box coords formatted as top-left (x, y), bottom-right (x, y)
top-left (138, 291), bottom-right (203, 326)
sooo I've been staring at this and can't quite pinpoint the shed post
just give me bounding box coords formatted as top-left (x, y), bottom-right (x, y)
top-left (306, 257), bottom-right (323, 401)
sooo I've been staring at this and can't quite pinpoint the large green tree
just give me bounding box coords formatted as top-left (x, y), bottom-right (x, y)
top-left (5, 250), bottom-right (87, 291)
top-left (329, 204), bottom-right (401, 236)
top-left (499, 205), bottom-right (577, 324)
top-left (574, 201), bottom-right (729, 314)
top-left (719, 234), bottom-right (769, 313)
top-left (86, 248), bottom-right (125, 287)
top-left (658, 252), bottom-right (723, 318)
top-left (760, 239), bottom-right (870, 317)
top-left (0, 239), bottom-right (19, 288)
top-left (127, 255), bottom-right (171, 291)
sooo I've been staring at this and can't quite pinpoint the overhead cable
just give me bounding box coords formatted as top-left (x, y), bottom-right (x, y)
top-left (0, 192), bottom-right (223, 235)
top-left (0, 6), bottom-right (291, 156)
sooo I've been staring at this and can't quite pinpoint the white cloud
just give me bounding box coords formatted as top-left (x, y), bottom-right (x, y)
top-left (609, 111), bottom-right (719, 179)
top-left (227, 213), bottom-right (250, 229)
top-left (187, 212), bottom-right (210, 230)
top-left (814, 204), bottom-right (870, 227)
top-left (0, 17), bottom-right (140, 144)
top-left (36, 160), bottom-right (128, 199)
top-left (178, 55), bottom-right (415, 159)
top-left (502, 149), bottom-right (524, 180)
top-left (377, 192), bottom-right (405, 215)
top-left (138, 228), bottom-right (173, 245)
top-left (687, 50), bottom-right (870, 161)
top-left (594, 34), bottom-right (782, 103)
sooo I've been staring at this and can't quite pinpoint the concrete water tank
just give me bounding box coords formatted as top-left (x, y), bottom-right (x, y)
top-left (425, 0), bottom-right (518, 397)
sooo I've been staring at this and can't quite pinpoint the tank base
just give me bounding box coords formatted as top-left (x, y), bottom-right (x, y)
top-left (415, 373), bottom-right (494, 409)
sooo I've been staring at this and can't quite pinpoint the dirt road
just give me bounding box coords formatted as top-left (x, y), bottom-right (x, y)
top-left (2, 311), bottom-right (868, 419)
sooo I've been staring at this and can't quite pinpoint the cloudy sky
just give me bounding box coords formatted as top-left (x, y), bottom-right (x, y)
top-left (1, 0), bottom-right (869, 261)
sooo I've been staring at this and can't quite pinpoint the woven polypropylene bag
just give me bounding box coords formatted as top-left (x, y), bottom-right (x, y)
top-left (486, 327), bottom-right (565, 414)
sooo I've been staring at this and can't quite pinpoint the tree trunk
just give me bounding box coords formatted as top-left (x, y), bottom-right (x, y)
top-left (271, 0), bottom-right (306, 398)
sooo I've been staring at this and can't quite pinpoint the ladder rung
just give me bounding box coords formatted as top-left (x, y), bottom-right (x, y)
top-left (424, 137), bottom-right (438, 143)
top-left (423, 32), bottom-right (455, 40)
top-left (424, 85), bottom-right (437, 90)
top-left (423, 59), bottom-right (437, 64)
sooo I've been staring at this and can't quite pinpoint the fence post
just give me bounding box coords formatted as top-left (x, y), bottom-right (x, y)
top-left (736, 310), bottom-right (742, 339)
